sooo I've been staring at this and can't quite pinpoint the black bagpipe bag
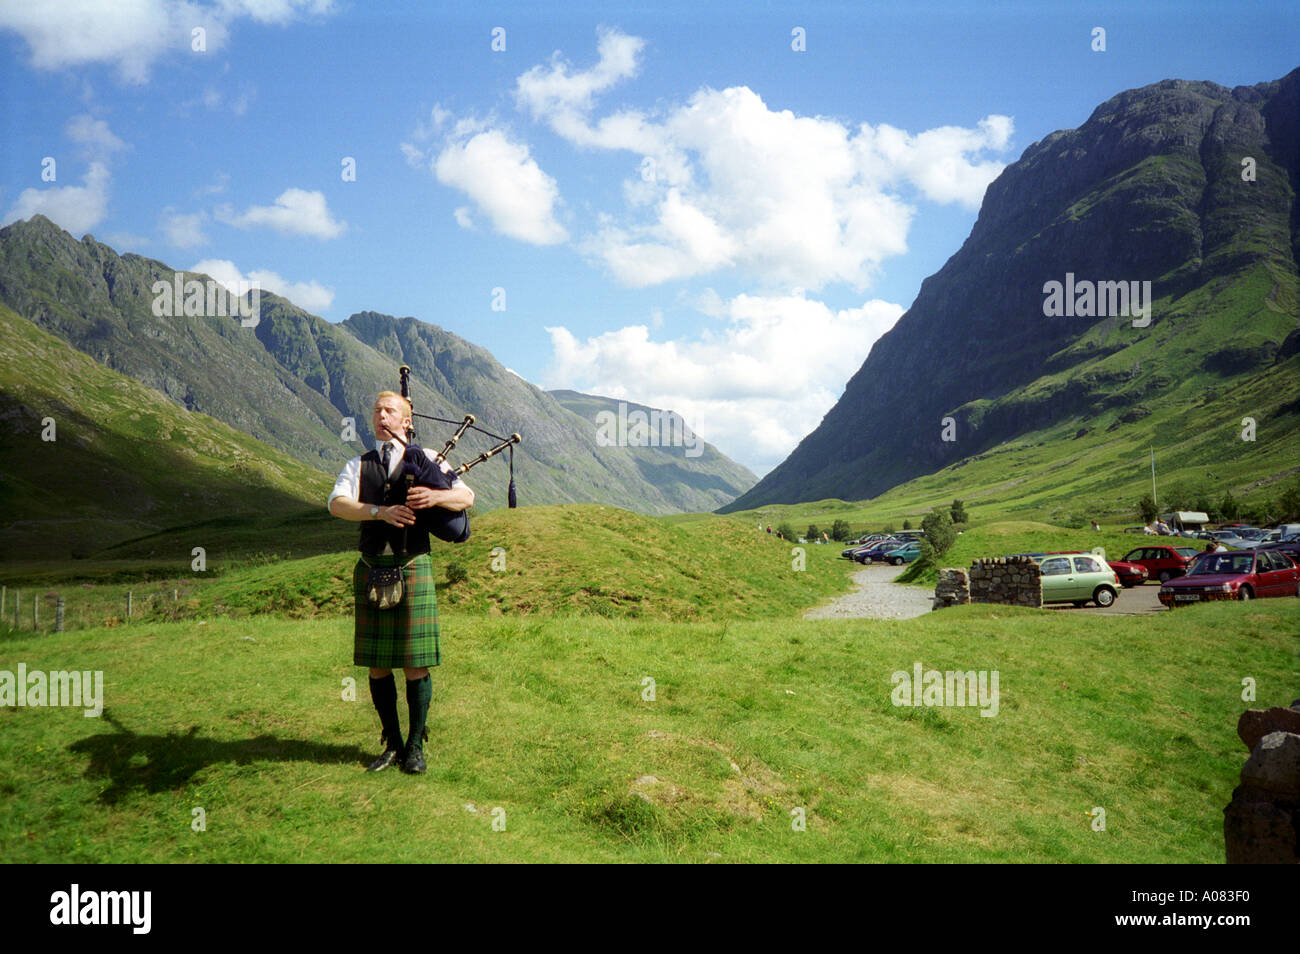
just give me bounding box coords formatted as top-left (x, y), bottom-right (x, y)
top-left (401, 443), bottom-right (470, 544)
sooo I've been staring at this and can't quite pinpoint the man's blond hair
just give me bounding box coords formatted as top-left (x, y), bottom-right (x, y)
top-left (374, 391), bottom-right (412, 418)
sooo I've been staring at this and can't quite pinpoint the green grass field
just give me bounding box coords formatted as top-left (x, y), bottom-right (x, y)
top-left (1, 585), bottom-right (1295, 862)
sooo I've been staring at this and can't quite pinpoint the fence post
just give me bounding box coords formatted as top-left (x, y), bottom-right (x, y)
top-left (56, 596), bottom-right (65, 633)
top-left (127, 591), bottom-right (133, 620)
top-left (32, 597), bottom-right (38, 631)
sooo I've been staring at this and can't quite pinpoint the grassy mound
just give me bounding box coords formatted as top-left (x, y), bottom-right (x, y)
top-left (131, 504), bottom-right (855, 623)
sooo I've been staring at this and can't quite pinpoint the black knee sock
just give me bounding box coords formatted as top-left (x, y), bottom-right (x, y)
top-left (369, 675), bottom-right (404, 752)
top-left (406, 675), bottom-right (432, 751)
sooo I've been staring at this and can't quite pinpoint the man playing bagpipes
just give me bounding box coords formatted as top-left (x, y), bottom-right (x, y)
top-left (327, 391), bottom-right (474, 774)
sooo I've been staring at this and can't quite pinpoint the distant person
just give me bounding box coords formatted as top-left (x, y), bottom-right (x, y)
top-left (821, 532), bottom-right (829, 544)
top-left (1090, 520), bottom-right (1101, 531)
top-left (766, 525), bottom-right (772, 534)
top-left (1143, 524), bottom-right (1157, 535)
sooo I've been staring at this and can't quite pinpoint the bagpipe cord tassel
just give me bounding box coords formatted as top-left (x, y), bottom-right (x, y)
top-left (507, 444), bottom-right (517, 509)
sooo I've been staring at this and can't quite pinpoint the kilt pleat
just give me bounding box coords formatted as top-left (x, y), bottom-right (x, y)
top-left (353, 553), bottom-right (440, 668)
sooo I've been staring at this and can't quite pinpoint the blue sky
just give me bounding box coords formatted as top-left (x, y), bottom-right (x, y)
top-left (1, 0), bottom-right (1296, 476)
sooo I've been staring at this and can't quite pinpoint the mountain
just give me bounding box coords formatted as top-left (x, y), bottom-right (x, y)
top-left (722, 69), bottom-right (1300, 513)
top-left (0, 216), bottom-right (757, 520)
top-left (547, 389), bottom-right (757, 512)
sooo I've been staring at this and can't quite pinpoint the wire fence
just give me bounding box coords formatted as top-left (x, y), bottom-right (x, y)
top-left (0, 580), bottom-right (206, 634)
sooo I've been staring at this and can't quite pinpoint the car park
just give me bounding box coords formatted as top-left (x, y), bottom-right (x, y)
top-left (1158, 549), bottom-right (1300, 606)
top-left (1121, 545), bottom-right (1205, 582)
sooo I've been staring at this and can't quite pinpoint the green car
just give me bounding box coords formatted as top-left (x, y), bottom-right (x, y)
top-left (1035, 554), bottom-right (1121, 607)
top-left (884, 542), bottom-right (922, 565)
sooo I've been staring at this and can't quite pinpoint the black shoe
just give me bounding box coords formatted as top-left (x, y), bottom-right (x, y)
top-left (401, 744), bottom-right (426, 774)
top-left (367, 733), bottom-right (404, 772)
top-left (401, 728), bottom-right (429, 774)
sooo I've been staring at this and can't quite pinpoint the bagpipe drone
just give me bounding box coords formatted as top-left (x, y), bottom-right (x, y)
top-left (378, 365), bottom-right (521, 544)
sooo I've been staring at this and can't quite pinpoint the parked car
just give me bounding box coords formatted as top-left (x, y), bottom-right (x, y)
top-left (1209, 530), bottom-right (1255, 549)
top-left (1035, 554), bottom-right (1122, 607)
top-left (1258, 540), bottom-right (1300, 564)
top-left (1158, 549), bottom-right (1300, 606)
top-left (1121, 545), bottom-right (1205, 582)
top-left (1021, 551), bottom-right (1148, 587)
top-left (882, 542), bottom-right (922, 565)
top-left (1106, 558), bottom-right (1149, 587)
top-left (854, 541), bottom-right (908, 564)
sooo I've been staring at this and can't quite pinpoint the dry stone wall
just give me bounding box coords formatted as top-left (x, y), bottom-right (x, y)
top-left (969, 556), bottom-right (1042, 607)
top-left (932, 568), bottom-right (970, 609)
top-left (1224, 702), bottom-right (1300, 863)
top-left (932, 557), bottom-right (1042, 608)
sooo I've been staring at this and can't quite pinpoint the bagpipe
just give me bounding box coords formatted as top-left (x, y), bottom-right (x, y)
top-left (379, 365), bottom-right (521, 544)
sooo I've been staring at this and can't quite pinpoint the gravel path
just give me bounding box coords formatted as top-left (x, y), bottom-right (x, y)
top-left (804, 563), bottom-right (933, 620)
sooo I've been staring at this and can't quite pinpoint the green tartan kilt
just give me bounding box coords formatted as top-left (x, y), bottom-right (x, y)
top-left (353, 553), bottom-right (440, 668)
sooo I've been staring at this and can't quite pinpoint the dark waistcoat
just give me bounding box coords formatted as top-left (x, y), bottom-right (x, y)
top-left (357, 449), bottom-right (430, 556)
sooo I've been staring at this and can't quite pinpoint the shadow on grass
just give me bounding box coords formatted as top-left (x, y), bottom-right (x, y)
top-left (69, 711), bottom-right (373, 804)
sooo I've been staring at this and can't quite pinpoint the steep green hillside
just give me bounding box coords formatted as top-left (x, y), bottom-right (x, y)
top-left (0, 305), bottom-right (331, 561)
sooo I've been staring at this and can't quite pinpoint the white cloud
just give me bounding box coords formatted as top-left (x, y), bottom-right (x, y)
top-left (544, 290), bottom-right (905, 474)
top-left (400, 142), bottom-right (426, 168)
top-left (65, 114), bottom-right (127, 157)
top-left (0, 0), bottom-right (332, 84)
top-left (215, 187), bottom-right (346, 239)
top-left (434, 128), bottom-right (568, 245)
top-left (190, 257), bottom-right (334, 313)
top-left (515, 25), bottom-right (645, 140)
top-left (160, 207), bottom-right (209, 248)
top-left (2, 162), bottom-right (110, 234)
top-left (512, 29), bottom-right (1013, 290)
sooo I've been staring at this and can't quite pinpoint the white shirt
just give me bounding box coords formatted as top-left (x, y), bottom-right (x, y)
top-left (327, 440), bottom-right (464, 509)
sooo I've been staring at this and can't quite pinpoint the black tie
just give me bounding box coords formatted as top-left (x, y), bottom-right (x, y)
top-left (381, 442), bottom-right (392, 475)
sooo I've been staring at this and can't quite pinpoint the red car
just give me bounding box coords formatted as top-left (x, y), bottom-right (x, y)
top-left (1158, 549), bottom-right (1300, 606)
top-left (1122, 545), bottom-right (1204, 583)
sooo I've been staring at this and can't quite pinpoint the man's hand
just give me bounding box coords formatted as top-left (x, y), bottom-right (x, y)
top-left (382, 504), bottom-right (416, 527)
top-left (405, 487), bottom-right (440, 511)
top-left (406, 485), bottom-right (474, 512)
